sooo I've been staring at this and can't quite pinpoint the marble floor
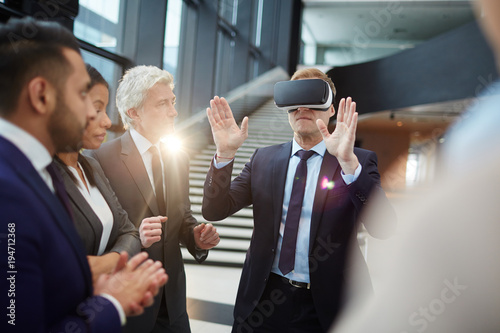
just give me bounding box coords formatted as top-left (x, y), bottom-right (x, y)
top-left (185, 264), bottom-right (243, 332)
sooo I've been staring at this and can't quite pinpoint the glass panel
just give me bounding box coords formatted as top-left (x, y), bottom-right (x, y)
top-left (163, 0), bottom-right (183, 79)
top-left (81, 50), bottom-right (123, 128)
top-left (79, 0), bottom-right (120, 24)
top-left (254, 0), bottom-right (263, 47)
top-left (218, 0), bottom-right (238, 25)
top-left (250, 56), bottom-right (259, 80)
top-left (214, 31), bottom-right (235, 96)
top-left (74, 0), bottom-right (124, 55)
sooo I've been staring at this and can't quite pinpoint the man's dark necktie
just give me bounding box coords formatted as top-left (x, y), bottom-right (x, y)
top-left (150, 145), bottom-right (166, 216)
top-left (46, 161), bottom-right (74, 220)
top-left (279, 149), bottom-right (315, 275)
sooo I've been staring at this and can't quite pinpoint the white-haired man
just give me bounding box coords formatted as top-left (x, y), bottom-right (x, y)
top-left (89, 65), bottom-right (220, 333)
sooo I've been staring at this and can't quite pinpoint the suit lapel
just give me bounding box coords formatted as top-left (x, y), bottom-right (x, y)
top-left (309, 152), bottom-right (340, 254)
top-left (60, 169), bottom-right (102, 255)
top-left (120, 131), bottom-right (160, 215)
top-left (272, 142), bottom-right (293, 243)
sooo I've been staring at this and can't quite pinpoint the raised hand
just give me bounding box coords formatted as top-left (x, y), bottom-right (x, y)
top-left (206, 96), bottom-right (249, 162)
top-left (193, 223), bottom-right (220, 250)
top-left (316, 97), bottom-right (359, 174)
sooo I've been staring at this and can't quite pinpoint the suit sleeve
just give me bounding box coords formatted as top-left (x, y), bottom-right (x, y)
top-left (202, 150), bottom-right (255, 221)
top-left (0, 182), bottom-right (121, 333)
top-left (86, 156), bottom-right (141, 257)
top-left (348, 150), bottom-right (397, 239)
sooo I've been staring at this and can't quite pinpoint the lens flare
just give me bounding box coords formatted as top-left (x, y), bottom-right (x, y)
top-left (321, 176), bottom-right (335, 190)
top-left (161, 135), bottom-right (182, 153)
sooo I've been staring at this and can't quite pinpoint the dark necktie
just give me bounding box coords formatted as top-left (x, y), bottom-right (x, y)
top-left (46, 161), bottom-right (74, 220)
top-left (279, 149), bottom-right (315, 275)
top-left (150, 145), bottom-right (166, 216)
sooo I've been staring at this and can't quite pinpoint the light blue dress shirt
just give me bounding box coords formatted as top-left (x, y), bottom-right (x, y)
top-left (270, 139), bottom-right (361, 283)
top-left (214, 139), bottom-right (361, 283)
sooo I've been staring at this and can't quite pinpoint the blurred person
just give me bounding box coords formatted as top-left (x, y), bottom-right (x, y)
top-left (89, 65), bottom-right (220, 333)
top-left (0, 17), bottom-right (167, 332)
top-left (203, 68), bottom-right (396, 332)
top-left (55, 64), bottom-right (142, 283)
top-left (330, 1), bottom-right (500, 332)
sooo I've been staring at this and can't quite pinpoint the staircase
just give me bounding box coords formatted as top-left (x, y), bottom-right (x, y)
top-left (182, 99), bottom-right (294, 267)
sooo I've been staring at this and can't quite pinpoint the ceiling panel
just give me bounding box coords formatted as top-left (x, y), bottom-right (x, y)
top-left (302, 0), bottom-right (476, 66)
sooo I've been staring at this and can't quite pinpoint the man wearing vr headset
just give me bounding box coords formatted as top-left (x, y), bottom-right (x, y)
top-left (203, 68), bottom-right (395, 332)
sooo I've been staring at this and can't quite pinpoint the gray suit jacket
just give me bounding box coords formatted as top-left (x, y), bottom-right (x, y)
top-left (88, 130), bottom-right (207, 332)
top-left (54, 155), bottom-right (140, 256)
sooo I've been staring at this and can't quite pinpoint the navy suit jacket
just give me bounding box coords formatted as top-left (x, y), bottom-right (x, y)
top-left (0, 136), bottom-right (121, 332)
top-left (203, 142), bottom-right (396, 330)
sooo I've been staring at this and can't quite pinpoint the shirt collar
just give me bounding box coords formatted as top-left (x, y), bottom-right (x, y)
top-left (291, 138), bottom-right (326, 158)
top-left (130, 128), bottom-right (157, 155)
top-left (0, 117), bottom-right (52, 172)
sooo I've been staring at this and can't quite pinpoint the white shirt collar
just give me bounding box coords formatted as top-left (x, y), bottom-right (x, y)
top-left (291, 138), bottom-right (326, 158)
top-left (0, 117), bottom-right (52, 172)
top-left (130, 128), bottom-right (157, 155)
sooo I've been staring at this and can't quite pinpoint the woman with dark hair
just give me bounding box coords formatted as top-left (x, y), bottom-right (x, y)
top-left (55, 64), bottom-right (141, 282)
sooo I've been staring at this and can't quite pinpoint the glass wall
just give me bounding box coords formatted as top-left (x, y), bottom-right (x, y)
top-left (75, 0), bottom-right (130, 135)
top-left (214, 30), bottom-right (235, 95)
top-left (163, 0), bottom-right (183, 79)
top-left (214, 0), bottom-right (239, 96)
top-left (218, 0), bottom-right (238, 25)
top-left (175, 0), bottom-right (300, 120)
top-left (74, 0), bottom-right (125, 55)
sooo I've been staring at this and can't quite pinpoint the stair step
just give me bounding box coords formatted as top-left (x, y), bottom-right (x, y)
top-left (217, 238), bottom-right (251, 251)
top-left (191, 204), bottom-right (253, 218)
top-left (201, 149), bottom-right (254, 158)
top-left (181, 248), bottom-right (246, 267)
top-left (192, 214), bottom-right (254, 229)
top-left (210, 226), bottom-right (253, 239)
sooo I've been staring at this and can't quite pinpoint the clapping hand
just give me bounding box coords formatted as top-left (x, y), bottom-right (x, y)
top-left (94, 252), bottom-right (168, 316)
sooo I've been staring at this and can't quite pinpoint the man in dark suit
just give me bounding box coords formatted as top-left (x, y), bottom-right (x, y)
top-left (89, 65), bottom-right (220, 333)
top-left (0, 17), bottom-right (167, 333)
top-left (203, 68), bottom-right (396, 332)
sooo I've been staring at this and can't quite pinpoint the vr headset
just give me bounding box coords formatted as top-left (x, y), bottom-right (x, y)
top-left (274, 79), bottom-right (333, 112)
